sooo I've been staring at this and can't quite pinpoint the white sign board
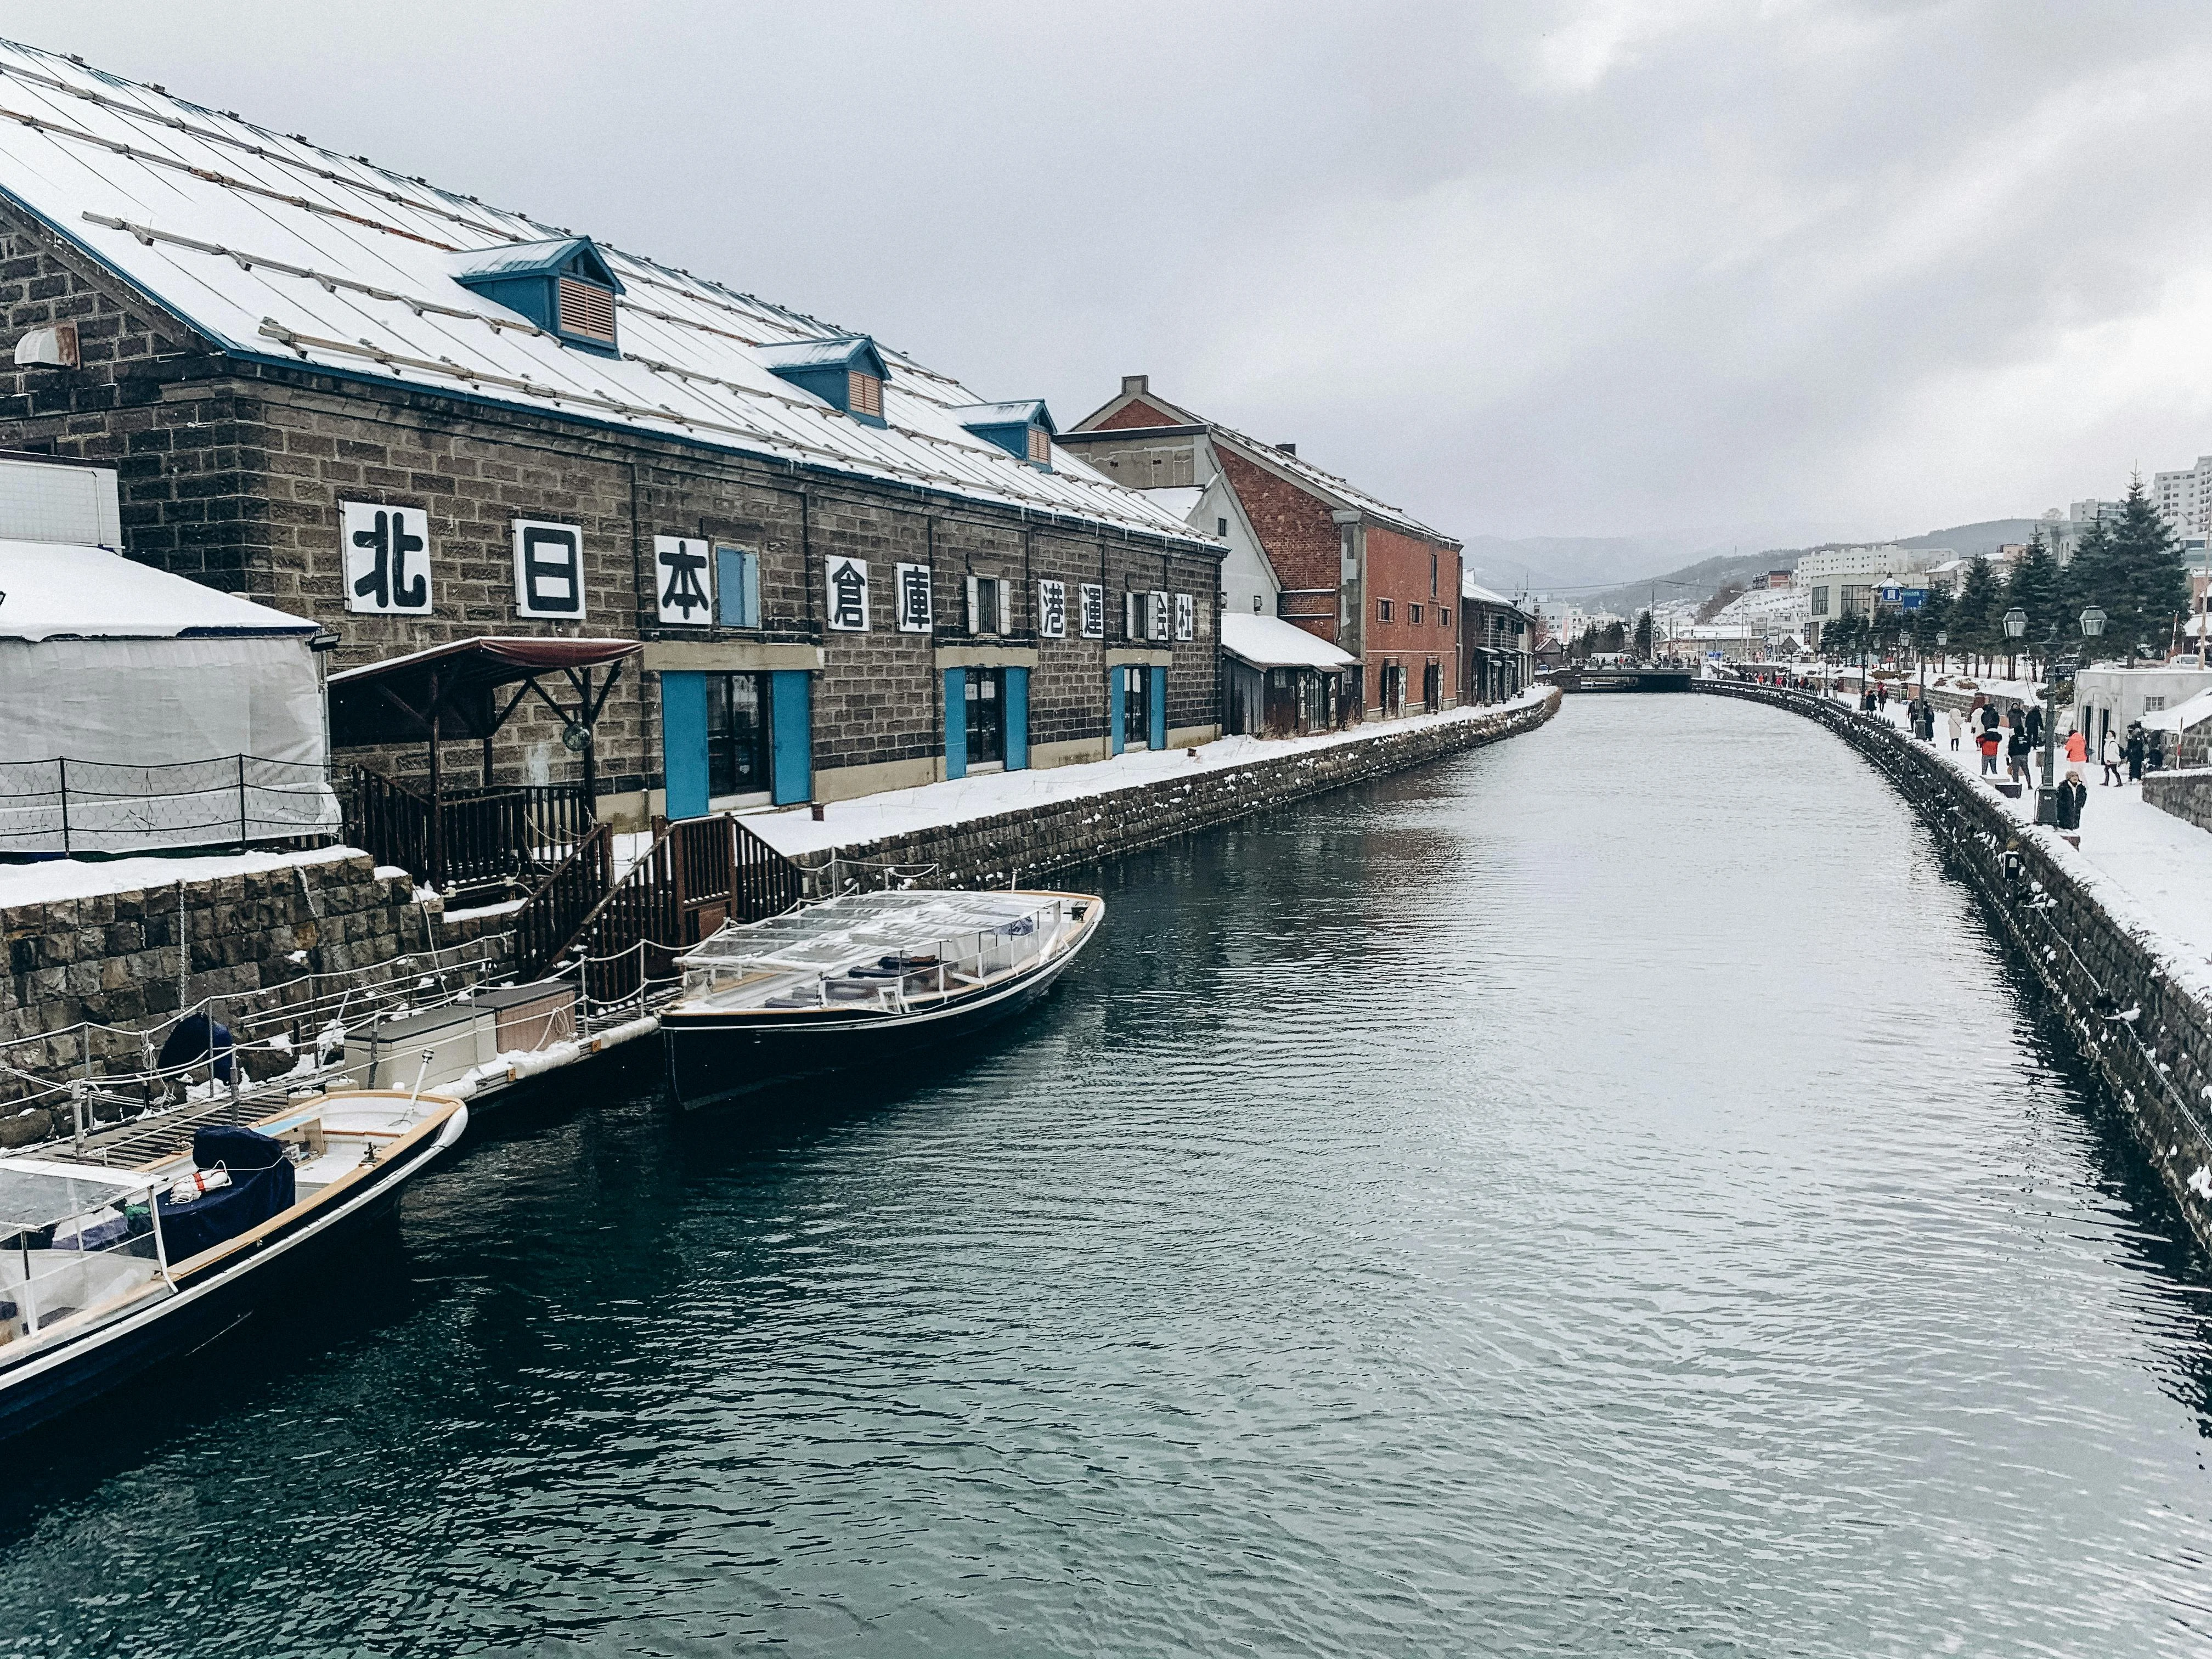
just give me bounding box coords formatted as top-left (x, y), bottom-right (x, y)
top-left (512, 519), bottom-right (585, 619)
top-left (341, 501), bottom-right (432, 615)
top-left (1038, 579), bottom-right (1067, 639)
top-left (1079, 583), bottom-right (1105, 639)
top-left (895, 562), bottom-right (933, 633)
top-left (652, 535), bottom-right (713, 627)
top-left (826, 557), bottom-right (871, 631)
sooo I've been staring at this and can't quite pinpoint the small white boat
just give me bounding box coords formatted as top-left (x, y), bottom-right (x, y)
top-left (0, 1088), bottom-right (467, 1438)
top-left (661, 889), bottom-right (1105, 1107)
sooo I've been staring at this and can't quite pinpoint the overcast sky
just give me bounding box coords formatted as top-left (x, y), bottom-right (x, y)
top-left (32, 2), bottom-right (2212, 551)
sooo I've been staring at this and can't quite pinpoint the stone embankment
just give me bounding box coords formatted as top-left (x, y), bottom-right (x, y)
top-left (0, 853), bottom-right (442, 1133)
top-left (2143, 768), bottom-right (2212, 834)
top-left (797, 690), bottom-right (1561, 894)
top-left (1697, 680), bottom-right (2212, 1252)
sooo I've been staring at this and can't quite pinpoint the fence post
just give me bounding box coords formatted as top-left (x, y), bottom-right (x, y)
top-left (57, 757), bottom-right (69, 856)
top-left (238, 754), bottom-right (250, 848)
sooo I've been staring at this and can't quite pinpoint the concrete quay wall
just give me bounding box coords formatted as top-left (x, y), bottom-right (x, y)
top-left (0, 853), bottom-right (443, 1135)
top-left (1697, 681), bottom-right (2212, 1255)
top-left (795, 690), bottom-right (1561, 895)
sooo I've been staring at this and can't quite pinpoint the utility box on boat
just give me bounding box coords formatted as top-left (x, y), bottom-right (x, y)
top-left (344, 1005), bottom-right (495, 1091)
top-left (471, 981), bottom-right (577, 1056)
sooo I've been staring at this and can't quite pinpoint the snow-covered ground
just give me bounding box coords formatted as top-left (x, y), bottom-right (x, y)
top-left (742, 692), bottom-right (1551, 859)
top-left (0, 844), bottom-right (368, 908)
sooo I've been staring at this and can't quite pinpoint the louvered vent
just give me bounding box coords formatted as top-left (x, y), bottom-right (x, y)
top-left (848, 371), bottom-right (883, 419)
top-left (1026, 427), bottom-right (1050, 465)
top-left (557, 276), bottom-right (617, 343)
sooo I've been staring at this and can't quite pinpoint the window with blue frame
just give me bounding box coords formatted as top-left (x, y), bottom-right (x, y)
top-left (716, 545), bottom-right (760, 628)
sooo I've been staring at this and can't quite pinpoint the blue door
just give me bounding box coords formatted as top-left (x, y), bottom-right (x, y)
top-left (660, 671), bottom-right (709, 820)
top-left (944, 667), bottom-right (968, 779)
top-left (768, 670), bottom-right (811, 805)
top-left (1149, 666), bottom-right (1169, 750)
top-left (1108, 666), bottom-right (1125, 755)
top-left (1005, 667), bottom-right (1029, 771)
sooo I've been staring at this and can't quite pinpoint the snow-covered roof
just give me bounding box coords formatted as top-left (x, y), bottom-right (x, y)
top-left (452, 236), bottom-right (623, 290)
top-left (949, 399), bottom-right (1052, 430)
top-left (1220, 613), bottom-right (1360, 670)
top-left (1462, 578), bottom-right (1530, 610)
top-left (0, 40), bottom-right (1211, 551)
top-left (0, 540), bottom-right (317, 639)
top-left (2142, 687), bottom-right (2212, 733)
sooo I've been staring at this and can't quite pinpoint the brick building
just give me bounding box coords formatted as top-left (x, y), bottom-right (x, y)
top-left (0, 43), bottom-right (1221, 838)
top-left (1062, 376), bottom-right (1463, 724)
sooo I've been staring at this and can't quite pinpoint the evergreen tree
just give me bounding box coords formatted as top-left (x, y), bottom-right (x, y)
top-left (1912, 583), bottom-right (1951, 665)
top-left (2107, 475), bottom-right (2190, 657)
top-left (1633, 609), bottom-right (1655, 660)
top-left (1600, 619), bottom-right (1627, 653)
top-left (2004, 531), bottom-right (2064, 665)
top-left (1951, 555), bottom-right (2002, 672)
top-left (2063, 518), bottom-right (2120, 650)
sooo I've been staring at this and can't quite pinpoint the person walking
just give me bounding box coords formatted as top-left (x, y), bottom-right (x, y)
top-left (1979, 698), bottom-right (2001, 735)
top-left (1947, 708), bottom-right (1963, 750)
top-left (2125, 722), bottom-right (2146, 782)
top-left (2007, 723), bottom-right (2032, 784)
top-left (2066, 726), bottom-right (2086, 765)
top-left (2023, 701), bottom-right (2044, 749)
top-left (2057, 769), bottom-right (2087, 832)
top-left (1980, 728), bottom-right (2004, 776)
top-left (2102, 729), bottom-right (2124, 786)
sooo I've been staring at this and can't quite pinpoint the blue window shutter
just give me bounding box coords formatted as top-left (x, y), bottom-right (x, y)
top-left (1108, 667), bottom-right (1125, 755)
top-left (769, 670), bottom-right (811, 805)
top-left (944, 668), bottom-right (968, 779)
top-left (717, 548), bottom-right (760, 627)
top-left (1149, 667), bottom-right (1169, 749)
top-left (1005, 667), bottom-right (1029, 771)
top-left (661, 672), bottom-right (709, 820)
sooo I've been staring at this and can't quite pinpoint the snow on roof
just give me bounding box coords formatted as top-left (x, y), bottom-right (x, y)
top-left (0, 540), bottom-right (317, 639)
top-left (1220, 612), bottom-right (1360, 670)
top-left (949, 399), bottom-right (1052, 431)
top-left (0, 41), bottom-right (1211, 552)
top-left (2142, 686), bottom-right (2212, 732)
top-left (451, 236), bottom-right (623, 290)
top-left (1461, 578), bottom-right (1530, 610)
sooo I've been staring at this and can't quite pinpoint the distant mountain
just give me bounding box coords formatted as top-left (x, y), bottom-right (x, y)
top-left (1893, 520), bottom-right (2041, 557)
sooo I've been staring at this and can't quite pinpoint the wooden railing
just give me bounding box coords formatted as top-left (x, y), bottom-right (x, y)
top-left (562, 813), bottom-right (805, 1007)
top-left (509, 821), bottom-right (615, 980)
top-left (343, 769), bottom-right (595, 894)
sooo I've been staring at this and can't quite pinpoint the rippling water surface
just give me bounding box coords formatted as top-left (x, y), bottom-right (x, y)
top-left (5, 694), bottom-right (2212, 1656)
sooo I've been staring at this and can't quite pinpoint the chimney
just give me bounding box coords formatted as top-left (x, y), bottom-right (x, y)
top-left (1121, 374), bottom-right (1148, 396)
top-left (1274, 442), bottom-right (1296, 456)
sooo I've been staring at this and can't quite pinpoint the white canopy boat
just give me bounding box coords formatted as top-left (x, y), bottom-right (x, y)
top-left (660, 888), bottom-right (1104, 1107)
top-left (0, 1088), bottom-right (466, 1438)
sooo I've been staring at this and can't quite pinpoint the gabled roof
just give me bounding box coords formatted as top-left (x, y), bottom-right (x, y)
top-left (1220, 613), bottom-right (1359, 671)
top-left (0, 540), bottom-right (317, 639)
top-left (1462, 578), bottom-right (1531, 611)
top-left (1065, 381), bottom-right (1453, 547)
top-left (950, 399), bottom-right (1056, 435)
top-left (0, 40), bottom-right (1213, 553)
top-left (452, 236), bottom-right (624, 291)
top-left (755, 335), bottom-right (888, 377)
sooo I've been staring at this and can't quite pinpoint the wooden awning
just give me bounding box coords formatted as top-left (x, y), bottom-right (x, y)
top-left (329, 636), bottom-right (641, 746)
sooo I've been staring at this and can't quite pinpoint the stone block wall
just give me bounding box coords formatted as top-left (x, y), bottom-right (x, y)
top-left (2143, 768), bottom-right (2212, 833)
top-left (1699, 681), bottom-right (2212, 1255)
top-left (0, 853), bottom-right (441, 1130)
top-left (796, 691), bottom-right (1560, 896)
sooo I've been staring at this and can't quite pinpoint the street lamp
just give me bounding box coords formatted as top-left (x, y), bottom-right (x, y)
top-left (2036, 606), bottom-right (2109, 825)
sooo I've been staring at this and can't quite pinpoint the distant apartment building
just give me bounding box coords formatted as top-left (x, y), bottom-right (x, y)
top-left (1795, 545), bottom-right (1927, 648)
top-left (2153, 461), bottom-right (2212, 537)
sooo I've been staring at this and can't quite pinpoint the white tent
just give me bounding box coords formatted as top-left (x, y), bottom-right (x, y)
top-left (0, 541), bottom-right (337, 854)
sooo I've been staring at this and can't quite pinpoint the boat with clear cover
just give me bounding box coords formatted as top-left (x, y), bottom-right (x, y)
top-left (0, 1087), bottom-right (466, 1438)
top-left (660, 888), bottom-right (1104, 1106)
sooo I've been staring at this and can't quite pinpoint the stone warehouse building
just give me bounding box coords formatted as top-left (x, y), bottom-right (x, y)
top-left (1061, 376), bottom-right (1464, 726)
top-left (0, 41), bottom-right (1222, 831)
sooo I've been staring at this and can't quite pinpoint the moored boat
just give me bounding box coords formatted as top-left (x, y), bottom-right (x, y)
top-left (0, 1088), bottom-right (467, 1440)
top-left (660, 888), bottom-right (1104, 1107)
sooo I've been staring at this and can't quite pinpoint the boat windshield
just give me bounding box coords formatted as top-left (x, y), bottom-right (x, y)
top-left (0, 1159), bottom-right (166, 1351)
top-left (675, 891), bottom-right (1076, 1013)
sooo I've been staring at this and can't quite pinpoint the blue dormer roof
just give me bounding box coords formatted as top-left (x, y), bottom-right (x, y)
top-left (757, 336), bottom-right (891, 426)
top-left (453, 238), bottom-right (624, 357)
top-left (952, 400), bottom-right (1057, 470)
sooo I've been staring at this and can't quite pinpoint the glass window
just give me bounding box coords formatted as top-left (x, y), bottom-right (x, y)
top-left (1121, 664), bottom-right (1150, 749)
top-left (715, 545), bottom-right (759, 628)
top-left (966, 668), bottom-right (1005, 765)
top-left (707, 673), bottom-right (771, 799)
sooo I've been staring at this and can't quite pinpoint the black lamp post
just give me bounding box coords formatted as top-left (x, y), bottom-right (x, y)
top-left (2035, 606), bottom-right (2107, 823)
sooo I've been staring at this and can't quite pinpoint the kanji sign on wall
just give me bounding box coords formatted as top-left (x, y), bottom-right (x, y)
top-left (1038, 579), bottom-right (1067, 639)
top-left (341, 501), bottom-right (431, 615)
top-left (826, 557), bottom-right (871, 631)
top-left (895, 562), bottom-right (932, 633)
top-left (653, 535), bottom-right (713, 627)
top-left (1148, 590), bottom-right (1170, 641)
top-left (1175, 592), bottom-right (1194, 641)
top-left (1079, 582), bottom-right (1105, 639)
top-left (512, 520), bottom-right (585, 618)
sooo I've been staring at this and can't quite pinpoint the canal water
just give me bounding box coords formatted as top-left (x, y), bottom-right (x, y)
top-left (4, 693), bottom-right (2212, 1656)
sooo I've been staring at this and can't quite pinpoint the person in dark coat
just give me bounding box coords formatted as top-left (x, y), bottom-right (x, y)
top-left (2057, 769), bottom-right (2087, 831)
top-left (2007, 724), bottom-right (2032, 784)
top-left (1978, 699), bottom-right (2001, 733)
top-left (2023, 701), bottom-right (2044, 748)
top-left (2126, 723), bottom-right (2146, 782)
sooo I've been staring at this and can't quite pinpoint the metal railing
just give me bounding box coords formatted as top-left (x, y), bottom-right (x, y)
top-left (510, 822), bottom-right (615, 980)
top-left (0, 754), bottom-right (342, 857)
top-left (342, 768), bottom-right (594, 894)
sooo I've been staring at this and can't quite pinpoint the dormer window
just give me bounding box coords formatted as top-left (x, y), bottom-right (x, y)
top-left (757, 337), bottom-right (892, 427)
top-left (951, 400), bottom-right (1057, 471)
top-left (452, 237), bottom-right (624, 357)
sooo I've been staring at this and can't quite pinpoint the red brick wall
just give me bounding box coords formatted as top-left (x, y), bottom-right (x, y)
top-left (1094, 398), bottom-right (1185, 431)
top-left (1364, 523), bottom-right (1460, 709)
top-left (1214, 445), bottom-right (1342, 642)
